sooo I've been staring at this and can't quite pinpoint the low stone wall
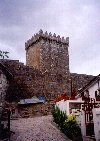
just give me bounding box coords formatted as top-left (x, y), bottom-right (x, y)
top-left (17, 103), bottom-right (53, 118)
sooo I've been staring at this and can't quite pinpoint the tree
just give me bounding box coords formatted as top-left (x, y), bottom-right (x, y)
top-left (0, 51), bottom-right (9, 59)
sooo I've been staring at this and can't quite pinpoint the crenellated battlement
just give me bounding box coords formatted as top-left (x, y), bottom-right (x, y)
top-left (25, 29), bottom-right (69, 50)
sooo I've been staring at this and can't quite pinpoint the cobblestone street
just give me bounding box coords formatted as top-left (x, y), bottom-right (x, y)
top-left (10, 115), bottom-right (71, 141)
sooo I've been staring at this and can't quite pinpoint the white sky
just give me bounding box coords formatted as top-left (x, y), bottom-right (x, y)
top-left (0, 0), bottom-right (100, 75)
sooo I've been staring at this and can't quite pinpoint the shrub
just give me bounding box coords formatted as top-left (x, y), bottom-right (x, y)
top-left (59, 111), bottom-right (68, 132)
top-left (63, 114), bottom-right (82, 139)
top-left (52, 106), bottom-right (61, 124)
top-left (52, 106), bottom-right (68, 132)
top-left (52, 106), bottom-right (82, 140)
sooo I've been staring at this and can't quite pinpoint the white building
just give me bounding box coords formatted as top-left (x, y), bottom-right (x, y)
top-left (56, 74), bottom-right (100, 115)
top-left (77, 74), bottom-right (100, 101)
top-left (56, 98), bottom-right (83, 115)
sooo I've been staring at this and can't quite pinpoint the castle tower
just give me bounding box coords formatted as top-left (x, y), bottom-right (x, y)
top-left (25, 30), bottom-right (71, 96)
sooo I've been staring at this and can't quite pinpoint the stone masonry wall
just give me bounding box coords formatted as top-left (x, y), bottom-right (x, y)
top-left (26, 42), bottom-right (41, 70)
top-left (25, 30), bottom-right (71, 96)
top-left (0, 70), bottom-right (8, 106)
top-left (0, 60), bottom-right (45, 102)
top-left (0, 59), bottom-right (95, 117)
top-left (0, 31), bottom-right (95, 102)
top-left (70, 73), bottom-right (95, 95)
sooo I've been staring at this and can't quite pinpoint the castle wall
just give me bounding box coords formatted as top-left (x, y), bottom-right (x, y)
top-left (25, 30), bottom-right (71, 96)
top-left (70, 73), bottom-right (95, 95)
top-left (26, 42), bottom-right (41, 70)
top-left (0, 31), bottom-right (95, 103)
top-left (1, 60), bottom-right (45, 102)
top-left (0, 59), bottom-right (95, 117)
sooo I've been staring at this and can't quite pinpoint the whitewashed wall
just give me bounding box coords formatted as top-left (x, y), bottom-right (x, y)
top-left (83, 80), bottom-right (100, 99)
top-left (56, 99), bottom-right (67, 113)
top-left (56, 99), bottom-right (83, 115)
top-left (93, 108), bottom-right (100, 141)
top-left (56, 100), bottom-right (70, 114)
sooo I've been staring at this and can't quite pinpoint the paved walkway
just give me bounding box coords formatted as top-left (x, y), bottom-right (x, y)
top-left (10, 115), bottom-right (71, 141)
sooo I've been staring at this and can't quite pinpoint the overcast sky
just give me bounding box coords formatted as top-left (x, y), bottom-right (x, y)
top-left (0, 0), bottom-right (100, 75)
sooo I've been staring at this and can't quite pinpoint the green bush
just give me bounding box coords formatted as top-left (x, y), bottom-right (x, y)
top-left (52, 106), bottom-right (82, 140)
top-left (59, 111), bottom-right (68, 132)
top-left (52, 106), bottom-right (61, 124)
top-left (63, 114), bottom-right (82, 139)
top-left (52, 106), bottom-right (67, 126)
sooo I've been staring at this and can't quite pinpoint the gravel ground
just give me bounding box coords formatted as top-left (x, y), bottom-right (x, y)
top-left (10, 115), bottom-right (71, 141)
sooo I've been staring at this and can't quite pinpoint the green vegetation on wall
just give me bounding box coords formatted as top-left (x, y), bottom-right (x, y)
top-left (52, 106), bottom-right (82, 140)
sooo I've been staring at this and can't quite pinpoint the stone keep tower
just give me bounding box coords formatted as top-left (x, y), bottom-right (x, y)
top-left (25, 30), bottom-right (71, 96)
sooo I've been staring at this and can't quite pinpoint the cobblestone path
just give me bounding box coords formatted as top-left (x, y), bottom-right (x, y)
top-left (10, 115), bottom-right (71, 141)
